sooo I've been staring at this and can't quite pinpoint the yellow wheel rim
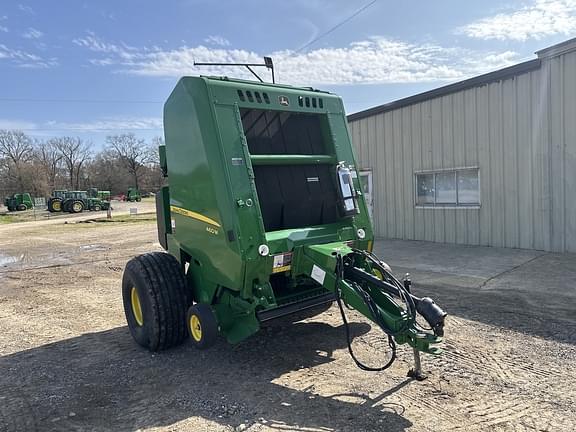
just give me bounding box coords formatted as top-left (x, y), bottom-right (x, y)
top-left (73, 202), bottom-right (82, 212)
top-left (53, 201), bottom-right (61, 211)
top-left (190, 315), bottom-right (202, 342)
top-left (131, 287), bottom-right (144, 326)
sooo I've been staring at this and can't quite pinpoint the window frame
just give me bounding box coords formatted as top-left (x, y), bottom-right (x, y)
top-left (414, 167), bottom-right (481, 208)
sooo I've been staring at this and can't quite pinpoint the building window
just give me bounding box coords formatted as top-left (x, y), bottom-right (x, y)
top-left (415, 168), bottom-right (480, 206)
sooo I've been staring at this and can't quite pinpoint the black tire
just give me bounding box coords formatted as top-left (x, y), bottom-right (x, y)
top-left (122, 252), bottom-right (191, 351)
top-left (70, 200), bottom-right (84, 213)
top-left (48, 198), bottom-right (62, 212)
top-left (186, 303), bottom-right (219, 349)
top-left (93, 204), bottom-right (102, 212)
top-left (16, 204), bottom-right (27, 211)
top-left (136, 197), bottom-right (141, 202)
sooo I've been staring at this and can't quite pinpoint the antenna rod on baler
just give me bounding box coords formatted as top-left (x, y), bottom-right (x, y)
top-left (194, 57), bottom-right (275, 83)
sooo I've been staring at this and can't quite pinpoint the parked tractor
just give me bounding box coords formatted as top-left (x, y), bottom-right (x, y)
top-left (88, 188), bottom-right (111, 201)
top-left (4, 193), bottom-right (33, 211)
top-left (122, 76), bottom-right (446, 378)
top-left (126, 188), bottom-right (141, 202)
top-left (62, 191), bottom-right (110, 213)
top-left (47, 190), bottom-right (68, 212)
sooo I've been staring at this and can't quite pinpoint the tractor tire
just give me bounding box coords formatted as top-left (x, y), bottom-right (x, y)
top-left (93, 204), bottom-right (102, 212)
top-left (16, 204), bottom-right (27, 211)
top-left (70, 200), bottom-right (84, 213)
top-left (122, 252), bottom-right (191, 351)
top-left (136, 197), bottom-right (142, 202)
top-left (48, 198), bottom-right (62, 212)
top-left (186, 304), bottom-right (219, 349)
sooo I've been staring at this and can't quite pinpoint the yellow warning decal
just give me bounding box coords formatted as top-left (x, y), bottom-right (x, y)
top-left (170, 206), bottom-right (221, 228)
top-left (272, 265), bottom-right (291, 274)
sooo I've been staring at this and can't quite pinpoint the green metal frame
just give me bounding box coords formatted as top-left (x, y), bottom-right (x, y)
top-left (159, 76), bottom-right (443, 357)
top-left (162, 76), bottom-right (373, 344)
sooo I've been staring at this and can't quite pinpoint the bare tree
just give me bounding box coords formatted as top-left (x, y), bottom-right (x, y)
top-left (0, 130), bottom-right (34, 191)
top-left (53, 137), bottom-right (92, 189)
top-left (87, 149), bottom-right (131, 194)
top-left (106, 133), bottom-right (154, 190)
top-left (35, 140), bottom-right (63, 191)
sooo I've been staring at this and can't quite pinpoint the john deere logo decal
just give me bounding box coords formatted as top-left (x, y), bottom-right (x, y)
top-left (278, 95), bottom-right (289, 106)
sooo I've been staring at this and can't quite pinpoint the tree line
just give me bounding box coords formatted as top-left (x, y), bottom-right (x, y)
top-left (0, 130), bottom-right (164, 198)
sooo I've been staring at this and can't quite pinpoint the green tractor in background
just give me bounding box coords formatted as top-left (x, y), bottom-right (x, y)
top-left (62, 191), bottom-right (110, 213)
top-left (47, 190), bottom-right (68, 212)
top-left (126, 188), bottom-right (141, 202)
top-left (4, 193), bottom-right (34, 211)
top-left (88, 187), bottom-right (111, 201)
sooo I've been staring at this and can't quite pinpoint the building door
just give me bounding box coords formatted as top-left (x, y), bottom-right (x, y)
top-left (359, 170), bottom-right (373, 222)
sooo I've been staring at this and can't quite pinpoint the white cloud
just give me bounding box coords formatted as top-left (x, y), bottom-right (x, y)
top-left (22, 27), bottom-right (43, 39)
top-left (0, 117), bottom-right (163, 137)
top-left (0, 119), bottom-right (38, 130)
top-left (0, 26), bottom-right (7, 33)
top-left (44, 117), bottom-right (163, 132)
top-left (18, 4), bottom-right (35, 15)
top-left (0, 43), bottom-right (57, 68)
top-left (74, 34), bottom-right (521, 85)
top-left (204, 35), bottom-right (230, 47)
top-left (73, 32), bottom-right (138, 56)
top-left (458, 0), bottom-right (576, 41)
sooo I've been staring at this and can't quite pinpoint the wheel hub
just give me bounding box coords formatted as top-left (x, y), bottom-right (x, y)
top-left (130, 287), bottom-right (144, 326)
top-left (190, 315), bottom-right (202, 341)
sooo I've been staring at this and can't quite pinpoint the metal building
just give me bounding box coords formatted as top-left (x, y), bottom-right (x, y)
top-left (348, 38), bottom-right (576, 253)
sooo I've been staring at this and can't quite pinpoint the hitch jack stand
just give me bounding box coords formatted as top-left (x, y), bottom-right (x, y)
top-left (407, 348), bottom-right (427, 381)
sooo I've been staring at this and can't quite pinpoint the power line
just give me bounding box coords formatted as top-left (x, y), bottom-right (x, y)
top-left (292, 0), bottom-right (379, 55)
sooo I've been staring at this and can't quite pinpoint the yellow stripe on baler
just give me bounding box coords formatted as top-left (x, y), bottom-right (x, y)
top-left (170, 206), bottom-right (221, 228)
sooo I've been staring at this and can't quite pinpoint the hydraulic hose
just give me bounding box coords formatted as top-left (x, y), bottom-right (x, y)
top-left (335, 254), bottom-right (397, 371)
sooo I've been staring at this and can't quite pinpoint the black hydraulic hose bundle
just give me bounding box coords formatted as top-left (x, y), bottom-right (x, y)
top-left (333, 249), bottom-right (447, 372)
top-left (335, 253), bottom-right (399, 371)
top-left (349, 249), bottom-right (447, 337)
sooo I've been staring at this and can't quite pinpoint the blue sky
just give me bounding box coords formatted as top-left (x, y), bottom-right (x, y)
top-left (0, 0), bottom-right (575, 147)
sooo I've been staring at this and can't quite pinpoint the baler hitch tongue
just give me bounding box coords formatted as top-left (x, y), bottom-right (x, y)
top-left (315, 247), bottom-right (447, 379)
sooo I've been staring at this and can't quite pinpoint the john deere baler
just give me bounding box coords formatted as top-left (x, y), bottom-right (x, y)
top-left (122, 76), bottom-right (446, 376)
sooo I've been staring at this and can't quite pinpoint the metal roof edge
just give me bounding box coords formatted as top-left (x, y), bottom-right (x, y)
top-left (347, 58), bottom-right (541, 122)
top-left (536, 37), bottom-right (576, 58)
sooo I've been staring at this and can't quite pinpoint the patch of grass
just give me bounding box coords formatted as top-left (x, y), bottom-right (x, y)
top-left (0, 209), bottom-right (50, 223)
top-left (0, 214), bottom-right (17, 224)
top-left (80, 212), bottom-right (157, 224)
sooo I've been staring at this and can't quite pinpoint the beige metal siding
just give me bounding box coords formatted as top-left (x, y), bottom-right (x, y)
top-left (349, 49), bottom-right (576, 252)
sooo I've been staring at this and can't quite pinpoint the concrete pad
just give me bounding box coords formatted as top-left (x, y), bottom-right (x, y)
top-left (373, 238), bottom-right (576, 344)
top-left (375, 239), bottom-right (543, 279)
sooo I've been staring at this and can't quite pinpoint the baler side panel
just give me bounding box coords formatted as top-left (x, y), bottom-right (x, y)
top-left (211, 103), bottom-right (269, 297)
top-left (163, 79), bottom-right (244, 293)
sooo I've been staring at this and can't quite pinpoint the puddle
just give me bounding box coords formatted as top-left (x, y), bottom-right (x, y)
top-left (79, 244), bottom-right (109, 252)
top-left (0, 253), bottom-right (21, 267)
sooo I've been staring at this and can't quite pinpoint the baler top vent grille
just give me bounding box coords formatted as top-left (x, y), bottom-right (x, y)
top-left (237, 89), bottom-right (271, 105)
top-left (298, 96), bottom-right (323, 109)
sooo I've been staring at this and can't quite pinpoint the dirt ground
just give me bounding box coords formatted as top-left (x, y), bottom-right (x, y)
top-left (0, 217), bottom-right (575, 432)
